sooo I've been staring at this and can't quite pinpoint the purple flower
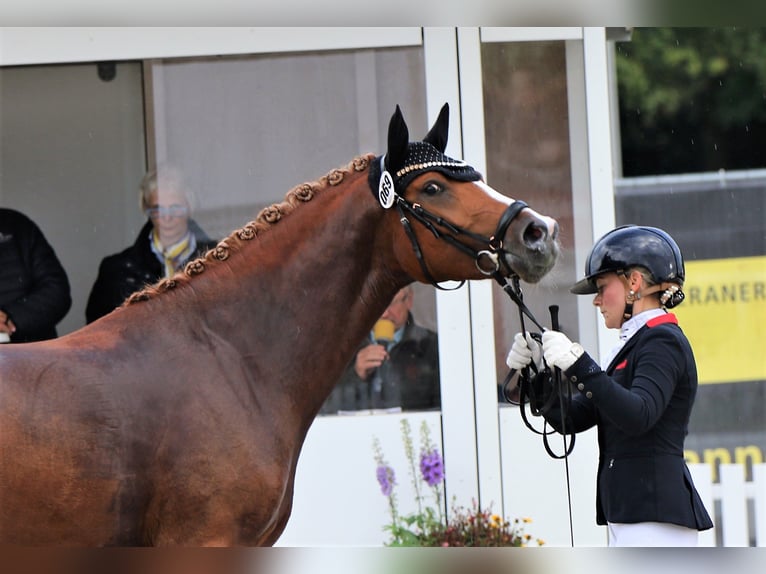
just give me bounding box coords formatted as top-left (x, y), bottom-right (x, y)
top-left (376, 464), bottom-right (396, 497)
top-left (420, 449), bottom-right (444, 486)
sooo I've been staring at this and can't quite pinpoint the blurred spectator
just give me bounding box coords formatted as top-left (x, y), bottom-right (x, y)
top-left (0, 208), bottom-right (71, 342)
top-left (321, 285), bottom-right (440, 414)
top-left (86, 165), bottom-right (216, 323)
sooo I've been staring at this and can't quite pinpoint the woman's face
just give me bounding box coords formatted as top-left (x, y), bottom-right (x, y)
top-left (147, 187), bottom-right (190, 246)
top-left (593, 272), bottom-right (627, 329)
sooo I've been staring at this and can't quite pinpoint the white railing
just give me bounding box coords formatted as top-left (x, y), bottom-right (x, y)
top-left (689, 463), bottom-right (766, 547)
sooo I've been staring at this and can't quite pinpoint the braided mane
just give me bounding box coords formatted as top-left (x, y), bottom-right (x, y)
top-left (123, 154), bottom-right (374, 306)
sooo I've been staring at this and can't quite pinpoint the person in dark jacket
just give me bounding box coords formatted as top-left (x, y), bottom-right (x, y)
top-left (506, 225), bottom-right (713, 546)
top-left (321, 285), bottom-right (440, 414)
top-left (85, 165), bottom-right (216, 323)
top-left (0, 208), bottom-right (72, 343)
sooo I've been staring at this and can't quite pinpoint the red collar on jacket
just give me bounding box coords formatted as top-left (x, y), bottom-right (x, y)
top-left (647, 313), bottom-right (678, 328)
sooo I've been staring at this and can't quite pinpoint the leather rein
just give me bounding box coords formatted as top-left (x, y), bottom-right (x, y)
top-left (390, 181), bottom-right (578, 546)
top-left (497, 280), bottom-right (577, 546)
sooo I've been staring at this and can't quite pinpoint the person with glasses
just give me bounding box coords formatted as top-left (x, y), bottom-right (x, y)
top-left (85, 165), bottom-right (216, 323)
top-left (321, 285), bottom-right (441, 414)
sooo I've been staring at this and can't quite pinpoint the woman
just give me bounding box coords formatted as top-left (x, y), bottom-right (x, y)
top-left (85, 166), bottom-right (216, 323)
top-left (506, 225), bottom-right (713, 546)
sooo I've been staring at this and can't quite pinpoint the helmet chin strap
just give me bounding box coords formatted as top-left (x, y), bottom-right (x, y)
top-left (620, 273), bottom-right (637, 322)
top-left (622, 299), bottom-right (635, 322)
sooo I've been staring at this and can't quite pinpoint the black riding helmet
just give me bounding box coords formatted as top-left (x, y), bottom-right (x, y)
top-left (571, 225), bottom-right (685, 301)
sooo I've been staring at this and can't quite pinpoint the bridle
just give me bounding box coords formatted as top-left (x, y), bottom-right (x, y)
top-left (391, 188), bottom-right (548, 332)
top-left (392, 191), bottom-right (530, 291)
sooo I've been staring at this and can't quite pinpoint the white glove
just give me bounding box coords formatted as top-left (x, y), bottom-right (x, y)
top-left (542, 330), bottom-right (584, 372)
top-left (505, 333), bottom-right (543, 371)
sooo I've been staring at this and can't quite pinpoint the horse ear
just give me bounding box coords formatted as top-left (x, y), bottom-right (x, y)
top-left (423, 103), bottom-right (449, 153)
top-left (386, 104), bottom-right (409, 175)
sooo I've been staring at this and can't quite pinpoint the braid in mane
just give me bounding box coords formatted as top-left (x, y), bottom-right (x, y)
top-left (123, 154), bottom-right (373, 307)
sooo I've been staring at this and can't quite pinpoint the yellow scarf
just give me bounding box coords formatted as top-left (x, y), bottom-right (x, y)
top-left (150, 229), bottom-right (197, 278)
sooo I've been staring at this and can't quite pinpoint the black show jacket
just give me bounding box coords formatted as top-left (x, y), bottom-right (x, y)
top-left (543, 314), bottom-right (713, 530)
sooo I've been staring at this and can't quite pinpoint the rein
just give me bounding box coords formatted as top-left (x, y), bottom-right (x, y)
top-left (495, 275), bottom-right (577, 547)
top-left (497, 290), bottom-right (576, 459)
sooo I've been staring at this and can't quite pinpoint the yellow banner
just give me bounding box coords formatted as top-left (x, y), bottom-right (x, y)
top-left (674, 256), bottom-right (766, 384)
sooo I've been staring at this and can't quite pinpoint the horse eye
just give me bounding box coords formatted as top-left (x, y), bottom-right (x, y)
top-left (422, 182), bottom-right (444, 196)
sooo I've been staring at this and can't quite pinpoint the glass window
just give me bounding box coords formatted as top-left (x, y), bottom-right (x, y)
top-left (480, 41), bottom-right (578, 395)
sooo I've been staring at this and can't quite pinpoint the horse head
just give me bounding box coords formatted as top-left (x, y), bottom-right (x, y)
top-left (371, 103), bottom-right (559, 286)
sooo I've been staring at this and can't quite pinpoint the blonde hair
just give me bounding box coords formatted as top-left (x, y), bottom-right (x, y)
top-left (625, 266), bottom-right (685, 308)
top-left (138, 164), bottom-right (197, 212)
top-left (627, 266), bottom-right (657, 288)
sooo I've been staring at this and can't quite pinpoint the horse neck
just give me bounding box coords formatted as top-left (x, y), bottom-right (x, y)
top-left (173, 164), bottom-right (407, 419)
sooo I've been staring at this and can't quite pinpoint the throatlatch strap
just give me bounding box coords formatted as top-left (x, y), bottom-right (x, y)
top-left (396, 201), bottom-right (465, 291)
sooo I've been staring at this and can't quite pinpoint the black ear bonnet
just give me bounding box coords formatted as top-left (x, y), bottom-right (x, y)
top-left (368, 103), bottom-right (482, 201)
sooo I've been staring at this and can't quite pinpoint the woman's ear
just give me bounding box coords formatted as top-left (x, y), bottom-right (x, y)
top-left (629, 269), bottom-right (644, 289)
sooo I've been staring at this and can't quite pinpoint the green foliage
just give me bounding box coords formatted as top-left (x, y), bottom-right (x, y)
top-left (373, 419), bottom-right (543, 547)
top-left (615, 27), bottom-right (766, 175)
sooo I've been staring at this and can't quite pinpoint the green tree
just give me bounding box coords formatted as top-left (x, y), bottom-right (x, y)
top-left (616, 27), bottom-right (766, 176)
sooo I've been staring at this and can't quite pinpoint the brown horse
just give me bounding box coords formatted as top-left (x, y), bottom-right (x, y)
top-left (0, 104), bottom-right (559, 546)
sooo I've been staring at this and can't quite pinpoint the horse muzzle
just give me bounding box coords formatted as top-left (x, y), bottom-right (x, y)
top-left (478, 202), bottom-right (560, 284)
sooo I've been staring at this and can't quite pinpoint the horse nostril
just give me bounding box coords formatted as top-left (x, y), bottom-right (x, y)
top-left (523, 222), bottom-right (547, 246)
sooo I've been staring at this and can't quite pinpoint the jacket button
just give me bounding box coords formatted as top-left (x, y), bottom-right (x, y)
top-left (577, 383), bottom-right (585, 391)
top-left (585, 391), bottom-right (593, 399)
top-left (570, 375), bottom-right (578, 383)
